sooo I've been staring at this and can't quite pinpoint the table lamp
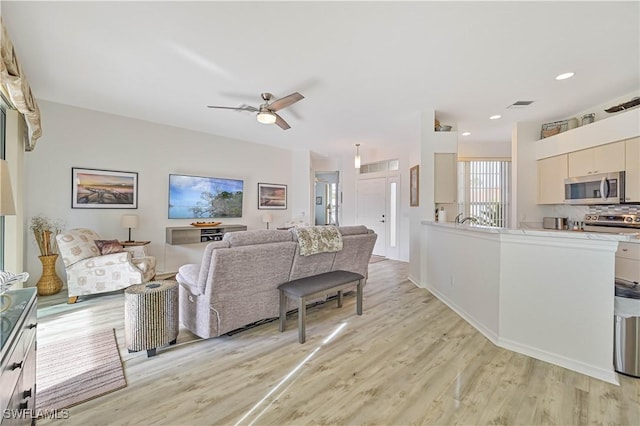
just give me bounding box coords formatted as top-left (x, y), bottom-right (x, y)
top-left (121, 214), bottom-right (139, 242)
top-left (262, 213), bottom-right (272, 230)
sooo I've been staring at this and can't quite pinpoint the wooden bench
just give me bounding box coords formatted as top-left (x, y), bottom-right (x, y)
top-left (278, 270), bottom-right (365, 343)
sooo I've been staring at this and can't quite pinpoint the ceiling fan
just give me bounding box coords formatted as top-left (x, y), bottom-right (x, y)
top-left (207, 92), bottom-right (304, 130)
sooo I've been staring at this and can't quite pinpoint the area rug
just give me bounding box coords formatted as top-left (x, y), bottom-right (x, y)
top-left (369, 255), bottom-right (387, 264)
top-left (36, 329), bottom-right (126, 411)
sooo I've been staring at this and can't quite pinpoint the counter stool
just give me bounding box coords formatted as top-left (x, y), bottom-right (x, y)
top-left (124, 280), bottom-right (179, 357)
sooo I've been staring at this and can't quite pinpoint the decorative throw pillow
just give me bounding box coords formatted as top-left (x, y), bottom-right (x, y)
top-left (94, 239), bottom-right (124, 255)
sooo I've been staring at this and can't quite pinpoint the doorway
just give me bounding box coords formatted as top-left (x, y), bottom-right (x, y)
top-left (314, 171), bottom-right (339, 226)
top-left (356, 175), bottom-right (400, 258)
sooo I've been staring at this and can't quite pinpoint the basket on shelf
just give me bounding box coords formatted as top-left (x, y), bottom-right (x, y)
top-left (540, 120), bottom-right (567, 139)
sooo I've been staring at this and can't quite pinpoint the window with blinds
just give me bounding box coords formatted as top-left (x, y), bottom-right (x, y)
top-left (457, 160), bottom-right (511, 228)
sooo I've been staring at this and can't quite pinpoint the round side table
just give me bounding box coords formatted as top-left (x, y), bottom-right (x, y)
top-left (124, 280), bottom-right (179, 357)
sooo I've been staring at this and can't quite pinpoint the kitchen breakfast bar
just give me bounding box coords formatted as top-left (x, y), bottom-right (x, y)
top-left (420, 221), bottom-right (639, 384)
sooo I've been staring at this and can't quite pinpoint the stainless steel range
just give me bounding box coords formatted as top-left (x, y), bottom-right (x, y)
top-left (583, 213), bottom-right (640, 234)
top-left (584, 214), bottom-right (640, 378)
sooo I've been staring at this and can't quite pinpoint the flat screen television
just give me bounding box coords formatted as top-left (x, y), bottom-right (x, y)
top-left (168, 174), bottom-right (244, 219)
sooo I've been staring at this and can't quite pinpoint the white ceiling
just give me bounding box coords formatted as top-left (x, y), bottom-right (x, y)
top-left (3, 1), bottom-right (639, 159)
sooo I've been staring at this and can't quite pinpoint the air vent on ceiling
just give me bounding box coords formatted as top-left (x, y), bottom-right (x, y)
top-left (507, 100), bottom-right (534, 108)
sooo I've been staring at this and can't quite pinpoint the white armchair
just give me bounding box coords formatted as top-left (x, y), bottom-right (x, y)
top-left (56, 228), bottom-right (156, 303)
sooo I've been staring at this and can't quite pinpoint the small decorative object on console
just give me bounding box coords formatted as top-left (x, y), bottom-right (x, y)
top-left (190, 221), bottom-right (222, 227)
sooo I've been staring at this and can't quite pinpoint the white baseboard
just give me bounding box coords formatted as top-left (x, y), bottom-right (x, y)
top-left (415, 279), bottom-right (619, 385)
top-left (421, 282), bottom-right (499, 344)
top-left (498, 337), bottom-right (620, 385)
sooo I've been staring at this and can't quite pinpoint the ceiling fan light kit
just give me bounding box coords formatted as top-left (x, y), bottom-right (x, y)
top-left (256, 111), bottom-right (276, 124)
top-left (208, 91), bottom-right (304, 130)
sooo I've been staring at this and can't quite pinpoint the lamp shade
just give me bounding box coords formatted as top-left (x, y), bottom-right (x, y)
top-left (262, 213), bottom-right (272, 223)
top-left (0, 160), bottom-right (16, 216)
top-left (120, 214), bottom-right (139, 229)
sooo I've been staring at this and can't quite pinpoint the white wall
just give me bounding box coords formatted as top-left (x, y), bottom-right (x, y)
top-left (24, 101), bottom-right (294, 282)
top-left (512, 121), bottom-right (545, 228)
top-left (458, 141), bottom-right (511, 159)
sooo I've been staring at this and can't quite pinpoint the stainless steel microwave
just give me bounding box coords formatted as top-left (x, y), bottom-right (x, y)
top-left (564, 172), bottom-right (625, 205)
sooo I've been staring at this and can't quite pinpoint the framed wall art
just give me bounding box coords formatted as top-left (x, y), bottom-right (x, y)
top-left (410, 165), bottom-right (419, 207)
top-left (72, 167), bottom-right (138, 209)
top-left (258, 183), bottom-right (287, 210)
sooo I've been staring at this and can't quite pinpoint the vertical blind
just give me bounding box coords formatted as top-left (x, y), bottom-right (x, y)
top-left (458, 160), bottom-right (511, 228)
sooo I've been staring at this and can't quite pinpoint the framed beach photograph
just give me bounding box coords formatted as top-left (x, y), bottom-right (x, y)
top-left (410, 164), bottom-right (419, 207)
top-left (258, 183), bottom-right (287, 210)
top-left (72, 168), bottom-right (138, 209)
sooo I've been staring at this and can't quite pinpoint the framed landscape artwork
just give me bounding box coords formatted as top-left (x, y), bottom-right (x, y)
top-left (72, 168), bottom-right (138, 209)
top-left (410, 165), bottom-right (419, 207)
top-left (258, 183), bottom-right (287, 210)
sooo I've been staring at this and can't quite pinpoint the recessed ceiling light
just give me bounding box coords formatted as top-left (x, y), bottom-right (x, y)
top-left (555, 72), bottom-right (574, 80)
top-left (489, 115), bottom-right (501, 120)
top-left (461, 132), bottom-right (471, 136)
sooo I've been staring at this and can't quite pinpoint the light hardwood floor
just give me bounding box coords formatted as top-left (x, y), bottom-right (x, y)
top-left (35, 260), bottom-right (640, 425)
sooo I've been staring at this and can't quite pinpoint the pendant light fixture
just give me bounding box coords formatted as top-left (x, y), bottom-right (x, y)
top-left (354, 143), bottom-right (361, 169)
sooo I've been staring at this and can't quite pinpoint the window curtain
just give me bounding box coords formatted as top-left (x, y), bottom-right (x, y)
top-left (0, 18), bottom-right (41, 151)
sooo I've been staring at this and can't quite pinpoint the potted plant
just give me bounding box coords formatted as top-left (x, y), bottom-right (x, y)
top-left (30, 215), bottom-right (64, 296)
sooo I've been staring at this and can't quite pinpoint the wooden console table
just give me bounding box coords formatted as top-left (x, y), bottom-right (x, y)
top-left (165, 224), bottom-right (247, 245)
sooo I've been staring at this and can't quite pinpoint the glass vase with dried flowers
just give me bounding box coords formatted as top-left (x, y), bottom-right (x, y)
top-left (30, 215), bottom-right (64, 296)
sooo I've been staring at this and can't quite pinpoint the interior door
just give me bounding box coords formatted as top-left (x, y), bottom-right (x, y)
top-left (356, 177), bottom-right (386, 256)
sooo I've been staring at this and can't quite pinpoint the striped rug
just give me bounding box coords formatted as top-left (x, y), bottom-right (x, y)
top-left (36, 329), bottom-right (126, 411)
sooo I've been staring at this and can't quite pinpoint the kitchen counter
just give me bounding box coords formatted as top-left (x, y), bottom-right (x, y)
top-left (423, 220), bottom-right (640, 242)
top-left (418, 221), bottom-right (623, 384)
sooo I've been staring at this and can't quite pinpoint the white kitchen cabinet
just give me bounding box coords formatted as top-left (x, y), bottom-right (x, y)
top-left (537, 154), bottom-right (568, 204)
top-left (568, 141), bottom-right (625, 177)
top-left (616, 241), bottom-right (640, 283)
top-left (625, 137), bottom-right (640, 203)
top-left (434, 153), bottom-right (457, 204)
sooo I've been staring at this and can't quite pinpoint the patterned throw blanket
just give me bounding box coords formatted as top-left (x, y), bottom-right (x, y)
top-left (293, 226), bottom-right (343, 256)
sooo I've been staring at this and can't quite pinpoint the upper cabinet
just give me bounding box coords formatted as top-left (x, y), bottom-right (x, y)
top-left (567, 141), bottom-right (626, 177)
top-left (434, 153), bottom-right (457, 204)
top-left (537, 154), bottom-right (568, 204)
top-left (626, 137), bottom-right (640, 203)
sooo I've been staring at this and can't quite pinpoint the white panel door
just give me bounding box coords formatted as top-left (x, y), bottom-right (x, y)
top-left (356, 177), bottom-right (386, 256)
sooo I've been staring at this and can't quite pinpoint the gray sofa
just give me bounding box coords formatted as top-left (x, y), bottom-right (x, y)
top-left (177, 226), bottom-right (377, 339)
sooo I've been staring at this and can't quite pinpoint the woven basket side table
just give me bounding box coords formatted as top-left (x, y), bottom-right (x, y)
top-left (124, 280), bottom-right (179, 357)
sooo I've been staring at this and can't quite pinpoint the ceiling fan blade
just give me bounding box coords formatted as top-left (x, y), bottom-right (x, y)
top-left (268, 92), bottom-right (304, 112)
top-left (274, 113), bottom-right (291, 130)
top-left (207, 105), bottom-right (259, 112)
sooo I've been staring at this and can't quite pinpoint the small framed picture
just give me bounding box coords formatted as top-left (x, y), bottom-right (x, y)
top-left (72, 168), bottom-right (138, 209)
top-left (410, 165), bottom-right (419, 207)
top-left (258, 183), bottom-right (287, 210)
top-left (316, 196), bottom-right (322, 205)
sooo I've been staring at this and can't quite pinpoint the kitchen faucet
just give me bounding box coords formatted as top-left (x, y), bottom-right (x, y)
top-left (460, 216), bottom-right (479, 224)
top-left (455, 213), bottom-right (478, 224)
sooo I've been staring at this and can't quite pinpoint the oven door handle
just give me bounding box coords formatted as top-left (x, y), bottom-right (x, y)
top-left (600, 177), bottom-right (610, 200)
